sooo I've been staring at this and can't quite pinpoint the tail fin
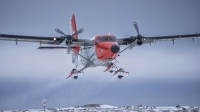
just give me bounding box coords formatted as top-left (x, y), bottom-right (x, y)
top-left (71, 14), bottom-right (78, 39)
top-left (71, 14), bottom-right (80, 66)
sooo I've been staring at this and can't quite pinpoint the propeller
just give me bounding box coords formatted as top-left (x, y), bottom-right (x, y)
top-left (55, 28), bottom-right (84, 54)
top-left (72, 28), bottom-right (84, 36)
top-left (133, 22), bottom-right (140, 35)
top-left (55, 28), bottom-right (67, 36)
top-left (133, 22), bottom-right (143, 45)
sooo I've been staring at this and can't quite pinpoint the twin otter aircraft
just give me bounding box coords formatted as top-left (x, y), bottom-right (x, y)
top-left (0, 14), bottom-right (199, 79)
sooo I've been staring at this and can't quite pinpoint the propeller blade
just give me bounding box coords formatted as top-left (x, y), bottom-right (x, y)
top-left (133, 22), bottom-right (140, 35)
top-left (72, 28), bottom-right (84, 36)
top-left (55, 28), bottom-right (67, 36)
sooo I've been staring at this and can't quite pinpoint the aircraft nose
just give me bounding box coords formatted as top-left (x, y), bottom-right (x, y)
top-left (111, 44), bottom-right (120, 54)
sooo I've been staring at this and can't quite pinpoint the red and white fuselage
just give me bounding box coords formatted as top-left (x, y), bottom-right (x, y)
top-left (79, 35), bottom-right (119, 67)
top-left (68, 35), bottom-right (129, 79)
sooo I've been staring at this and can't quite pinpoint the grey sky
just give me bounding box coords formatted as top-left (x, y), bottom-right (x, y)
top-left (0, 0), bottom-right (200, 110)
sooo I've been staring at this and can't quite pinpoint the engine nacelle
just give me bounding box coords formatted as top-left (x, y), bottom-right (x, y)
top-left (136, 34), bottom-right (143, 46)
top-left (129, 36), bottom-right (137, 44)
top-left (65, 35), bottom-right (73, 45)
top-left (66, 40), bottom-right (72, 45)
top-left (137, 41), bottom-right (142, 46)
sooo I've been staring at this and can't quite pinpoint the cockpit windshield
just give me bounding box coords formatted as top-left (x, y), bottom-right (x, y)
top-left (99, 36), bottom-right (116, 42)
top-left (99, 37), bottom-right (109, 42)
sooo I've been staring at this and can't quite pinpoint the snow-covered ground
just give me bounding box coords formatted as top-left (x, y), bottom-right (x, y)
top-left (1, 104), bottom-right (199, 112)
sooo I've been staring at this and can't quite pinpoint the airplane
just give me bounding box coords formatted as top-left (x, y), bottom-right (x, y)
top-left (0, 14), bottom-right (199, 79)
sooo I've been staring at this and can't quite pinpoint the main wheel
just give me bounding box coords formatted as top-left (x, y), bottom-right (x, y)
top-left (118, 75), bottom-right (123, 79)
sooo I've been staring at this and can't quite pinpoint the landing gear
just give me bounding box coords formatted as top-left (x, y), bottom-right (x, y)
top-left (109, 70), bottom-right (114, 73)
top-left (118, 75), bottom-right (123, 79)
top-left (73, 76), bottom-right (78, 79)
top-left (113, 68), bottom-right (129, 79)
top-left (104, 64), bottom-right (129, 79)
top-left (66, 68), bottom-right (84, 79)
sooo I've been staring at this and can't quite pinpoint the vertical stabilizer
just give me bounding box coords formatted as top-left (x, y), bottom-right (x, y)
top-left (71, 14), bottom-right (80, 66)
top-left (71, 14), bottom-right (78, 39)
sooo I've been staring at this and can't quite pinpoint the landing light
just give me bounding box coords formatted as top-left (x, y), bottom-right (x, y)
top-left (54, 38), bottom-right (56, 40)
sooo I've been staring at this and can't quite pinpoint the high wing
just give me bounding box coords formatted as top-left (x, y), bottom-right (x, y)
top-left (118, 33), bottom-right (199, 53)
top-left (143, 33), bottom-right (199, 43)
top-left (0, 34), bottom-right (92, 47)
top-left (118, 22), bottom-right (199, 53)
top-left (118, 33), bottom-right (199, 45)
top-left (0, 34), bottom-right (60, 45)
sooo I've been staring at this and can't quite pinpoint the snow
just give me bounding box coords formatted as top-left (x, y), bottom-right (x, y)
top-left (100, 104), bottom-right (118, 108)
top-left (2, 104), bottom-right (199, 112)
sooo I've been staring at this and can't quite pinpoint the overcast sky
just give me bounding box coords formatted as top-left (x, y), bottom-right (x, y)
top-left (0, 0), bottom-right (200, 110)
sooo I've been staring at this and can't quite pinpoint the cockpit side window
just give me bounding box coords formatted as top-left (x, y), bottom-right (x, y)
top-left (110, 37), bottom-right (116, 41)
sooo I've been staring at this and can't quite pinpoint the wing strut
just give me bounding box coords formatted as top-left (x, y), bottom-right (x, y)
top-left (16, 39), bottom-right (18, 45)
top-left (70, 49), bottom-right (89, 60)
top-left (119, 45), bottom-right (132, 54)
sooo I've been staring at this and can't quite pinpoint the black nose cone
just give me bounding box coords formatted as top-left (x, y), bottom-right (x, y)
top-left (111, 45), bottom-right (120, 54)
